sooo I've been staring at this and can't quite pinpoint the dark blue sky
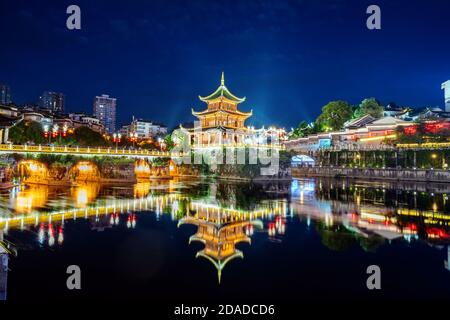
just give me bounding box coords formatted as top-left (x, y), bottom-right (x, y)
top-left (0, 0), bottom-right (449, 129)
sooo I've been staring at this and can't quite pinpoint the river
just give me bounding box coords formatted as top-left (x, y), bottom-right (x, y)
top-left (0, 178), bottom-right (449, 301)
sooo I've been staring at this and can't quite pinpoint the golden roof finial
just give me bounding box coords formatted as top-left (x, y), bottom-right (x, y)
top-left (221, 71), bottom-right (225, 86)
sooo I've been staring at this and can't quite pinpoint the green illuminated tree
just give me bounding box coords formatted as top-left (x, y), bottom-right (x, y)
top-left (163, 134), bottom-right (175, 151)
top-left (354, 98), bottom-right (383, 119)
top-left (73, 126), bottom-right (109, 147)
top-left (316, 100), bottom-right (352, 131)
top-left (9, 121), bottom-right (46, 144)
top-left (290, 121), bottom-right (323, 139)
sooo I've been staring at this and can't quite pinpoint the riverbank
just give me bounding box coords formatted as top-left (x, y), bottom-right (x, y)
top-left (292, 167), bottom-right (450, 183)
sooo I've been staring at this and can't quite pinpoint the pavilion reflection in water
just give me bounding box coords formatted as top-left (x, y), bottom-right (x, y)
top-left (175, 179), bottom-right (287, 282)
top-left (178, 200), bottom-right (266, 283)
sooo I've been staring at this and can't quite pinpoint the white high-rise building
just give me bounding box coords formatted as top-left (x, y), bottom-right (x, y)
top-left (93, 94), bottom-right (116, 134)
top-left (442, 80), bottom-right (450, 112)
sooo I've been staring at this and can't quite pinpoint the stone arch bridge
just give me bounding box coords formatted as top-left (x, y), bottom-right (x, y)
top-left (14, 158), bottom-right (181, 185)
top-left (0, 144), bottom-right (189, 185)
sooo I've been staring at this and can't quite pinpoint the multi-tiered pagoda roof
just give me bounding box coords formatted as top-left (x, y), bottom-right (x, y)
top-left (198, 72), bottom-right (246, 104)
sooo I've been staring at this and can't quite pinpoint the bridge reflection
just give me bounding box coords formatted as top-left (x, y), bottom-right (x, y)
top-left (0, 181), bottom-right (289, 288)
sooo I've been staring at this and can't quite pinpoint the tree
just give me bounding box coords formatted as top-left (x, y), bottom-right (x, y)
top-left (8, 122), bottom-right (26, 144)
top-left (8, 120), bottom-right (46, 144)
top-left (309, 121), bottom-right (324, 135)
top-left (138, 140), bottom-right (158, 150)
top-left (163, 134), bottom-right (175, 151)
top-left (316, 100), bottom-right (352, 131)
top-left (290, 121), bottom-right (309, 138)
top-left (290, 120), bottom-right (324, 139)
top-left (73, 126), bottom-right (109, 147)
top-left (152, 157), bottom-right (170, 166)
top-left (354, 98), bottom-right (383, 119)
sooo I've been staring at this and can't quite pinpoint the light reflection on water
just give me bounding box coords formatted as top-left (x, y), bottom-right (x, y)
top-left (0, 178), bottom-right (450, 300)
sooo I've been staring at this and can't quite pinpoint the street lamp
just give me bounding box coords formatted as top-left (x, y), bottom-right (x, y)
top-left (430, 153), bottom-right (445, 169)
top-left (129, 132), bottom-right (138, 148)
top-left (43, 125), bottom-right (50, 144)
top-left (113, 133), bottom-right (122, 148)
top-left (52, 124), bottom-right (59, 144)
top-left (58, 124), bottom-right (68, 143)
top-left (158, 137), bottom-right (166, 151)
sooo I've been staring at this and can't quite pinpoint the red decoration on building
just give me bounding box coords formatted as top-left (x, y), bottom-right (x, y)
top-left (403, 125), bottom-right (417, 136)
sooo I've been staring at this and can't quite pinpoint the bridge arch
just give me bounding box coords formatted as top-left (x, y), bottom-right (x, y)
top-left (134, 159), bottom-right (151, 181)
top-left (69, 161), bottom-right (101, 182)
top-left (17, 160), bottom-right (49, 183)
top-left (134, 159), bottom-right (176, 179)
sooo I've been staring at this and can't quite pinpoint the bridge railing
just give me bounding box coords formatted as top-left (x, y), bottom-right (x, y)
top-left (0, 143), bottom-right (185, 158)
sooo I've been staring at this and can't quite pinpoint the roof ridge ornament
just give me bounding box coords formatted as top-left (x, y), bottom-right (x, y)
top-left (221, 71), bottom-right (225, 86)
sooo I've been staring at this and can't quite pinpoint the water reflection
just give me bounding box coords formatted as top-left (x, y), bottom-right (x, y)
top-left (177, 199), bottom-right (282, 283)
top-left (72, 183), bottom-right (101, 208)
top-left (0, 229), bottom-right (14, 301)
top-left (13, 184), bottom-right (49, 214)
top-left (0, 251), bottom-right (7, 300)
top-left (292, 179), bottom-right (450, 245)
top-left (0, 178), bottom-right (449, 300)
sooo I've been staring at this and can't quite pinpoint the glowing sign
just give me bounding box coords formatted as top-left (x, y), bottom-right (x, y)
top-left (318, 139), bottom-right (331, 148)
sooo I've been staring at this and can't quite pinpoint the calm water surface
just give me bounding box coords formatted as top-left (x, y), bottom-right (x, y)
top-left (0, 178), bottom-right (449, 301)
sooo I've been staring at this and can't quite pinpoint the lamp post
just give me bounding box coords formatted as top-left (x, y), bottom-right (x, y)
top-left (52, 124), bottom-right (59, 144)
top-left (158, 137), bottom-right (166, 151)
top-left (43, 125), bottom-right (50, 144)
top-left (431, 153), bottom-right (438, 169)
top-left (58, 124), bottom-right (68, 144)
top-left (129, 132), bottom-right (138, 149)
top-left (113, 133), bottom-right (122, 149)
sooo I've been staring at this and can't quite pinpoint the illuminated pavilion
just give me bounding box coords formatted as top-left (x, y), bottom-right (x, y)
top-left (190, 72), bottom-right (253, 147)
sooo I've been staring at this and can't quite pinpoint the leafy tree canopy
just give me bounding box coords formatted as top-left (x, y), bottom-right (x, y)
top-left (316, 100), bottom-right (352, 131)
top-left (8, 120), bottom-right (46, 144)
top-left (73, 126), bottom-right (109, 147)
top-left (164, 134), bottom-right (175, 151)
top-left (354, 98), bottom-right (384, 119)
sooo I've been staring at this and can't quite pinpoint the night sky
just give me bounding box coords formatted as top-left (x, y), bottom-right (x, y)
top-left (1, 0), bottom-right (449, 130)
